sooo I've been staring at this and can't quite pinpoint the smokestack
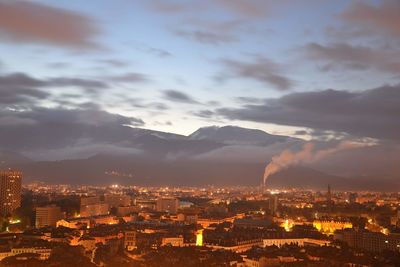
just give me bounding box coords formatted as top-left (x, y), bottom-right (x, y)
top-left (263, 141), bottom-right (364, 186)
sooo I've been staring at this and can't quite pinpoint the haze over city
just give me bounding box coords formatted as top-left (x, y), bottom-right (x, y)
top-left (0, 1), bottom-right (400, 266)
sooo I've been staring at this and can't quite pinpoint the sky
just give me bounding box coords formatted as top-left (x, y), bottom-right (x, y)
top-left (0, 0), bottom-right (399, 141)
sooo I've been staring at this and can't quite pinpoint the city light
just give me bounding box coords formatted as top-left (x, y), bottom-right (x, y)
top-left (196, 230), bottom-right (203, 246)
top-left (0, 0), bottom-right (398, 265)
top-left (9, 219), bottom-right (21, 224)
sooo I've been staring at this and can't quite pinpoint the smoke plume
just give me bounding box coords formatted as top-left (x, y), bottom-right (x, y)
top-left (263, 142), bottom-right (363, 185)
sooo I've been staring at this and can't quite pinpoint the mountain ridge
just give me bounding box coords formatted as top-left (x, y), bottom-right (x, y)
top-left (1, 125), bottom-right (399, 190)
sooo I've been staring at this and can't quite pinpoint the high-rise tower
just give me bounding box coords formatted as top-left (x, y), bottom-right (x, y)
top-left (0, 170), bottom-right (22, 216)
top-left (327, 184), bottom-right (332, 212)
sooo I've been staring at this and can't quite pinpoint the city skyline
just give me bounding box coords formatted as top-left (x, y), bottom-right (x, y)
top-left (0, 1), bottom-right (400, 266)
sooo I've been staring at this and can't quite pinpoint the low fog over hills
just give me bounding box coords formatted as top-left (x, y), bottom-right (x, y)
top-left (1, 125), bottom-right (399, 190)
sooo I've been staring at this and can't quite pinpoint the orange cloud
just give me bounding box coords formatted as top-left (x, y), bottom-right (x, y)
top-left (0, 1), bottom-right (98, 48)
top-left (342, 0), bottom-right (400, 37)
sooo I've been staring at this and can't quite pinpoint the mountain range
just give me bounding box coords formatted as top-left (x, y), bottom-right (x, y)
top-left (1, 125), bottom-right (399, 191)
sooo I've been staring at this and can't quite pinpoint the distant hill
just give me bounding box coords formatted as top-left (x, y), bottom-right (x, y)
top-left (189, 125), bottom-right (291, 145)
top-left (266, 166), bottom-right (398, 191)
top-left (9, 154), bottom-right (398, 191)
top-left (0, 150), bottom-right (31, 166)
top-left (1, 124), bottom-right (399, 191)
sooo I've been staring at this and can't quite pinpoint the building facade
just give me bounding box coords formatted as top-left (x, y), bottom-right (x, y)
top-left (335, 229), bottom-right (400, 252)
top-left (80, 203), bottom-right (109, 217)
top-left (313, 219), bottom-right (352, 234)
top-left (0, 170), bottom-right (22, 216)
top-left (35, 205), bottom-right (64, 228)
top-left (156, 198), bottom-right (179, 214)
top-left (263, 238), bottom-right (331, 247)
top-left (104, 194), bottom-right (131, 208)
top-left (124, 231), bottom-right (137, 251)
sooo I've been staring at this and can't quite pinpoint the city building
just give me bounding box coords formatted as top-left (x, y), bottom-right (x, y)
top-left (104, 194), bottom-right (131, 208)
top-left (91, 215), bottom-right (119, 225)
top-left (348, 192), bottom-right (357, 204)
top-left (0, 170), bottom-right (22, 216)
top-left (197, 214), bottom-right (243, 228)
top-left (135, 199), bottom-right (156, 210)
top-left (124, 231), bottom-right (137, 251)
top-left (116, 205), bottom-right (140, 216)
top-left (207, 239), bottom-right (263, 253)
top-left (244, 255), bottom-right (298, 267)
top-left (335, 229), bottom-right (400, 252)
top-left (80, 195), bottom-right (110, 217)
top-left (35, 205), bottom-right (64, 228)
top-left (177, 209), bottom-right (198, 224)
top-left (80, 203), bottom-right (109, 217)
top-left (56, 217), bottom-right (91, 229)
top-left (268, 195), bottom-right (278, 215)
top-left (80, 196), bottom-right (101, 206)
top-left (156, 197), bottom-right (179, 214)
top-left (313, 219), bottom-right (352, 234)
top-left (233, 217), bottom-right (272, 229)
top-left (327, 184), bottom-right (331, 203)
top-left (0, 247), bottom-right (52, 261)
top-left (327, 184), bottom-right (332, 212)
top-left (161, 236), bottom-right (184, 247)
top-left (263, 238), bottom-right (331, 248)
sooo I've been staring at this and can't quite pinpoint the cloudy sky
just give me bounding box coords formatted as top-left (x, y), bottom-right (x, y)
top-left (0, 0), bottom-right (399, 142)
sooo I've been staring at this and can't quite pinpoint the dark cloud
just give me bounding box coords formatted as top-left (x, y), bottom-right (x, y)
top-left (217, 57), bottom-right (292, 90)
top-left (152, 0), bottom-right (249, 45)
top-left (0, 1), bottom-right (99, 48)
top-left (293, 130), bottom-right (308, 136)
top-left (175, 29), bottom-right (236, 45)
top-left (129, 41), bottom-right (172, 58)
top-left (47, 77), bottom-right (108, 89)
top-left (0, 72), bottom-right (110, 106)
top-left (304, 42), bottom-right (400, 74)
top-left (308, 129), bottom-right (350, 142)
top-left (0, 73), bottom-right (48, 105)
top-left (193, 110), bottom-right (214, 118)
top-left (207, 100), bottom-right (220, 106)
top-left (163, 90), bottom-right (199, 104)
top-left (148, 0), bottom-right (195, 13)
top-left (235, 97), bottom-right (265, 104)
top-left (151, 0), bottom-right (266, 46)
top-left (0, 107), bottom-right (144, 152)
top-left (46, 62), bottom-right (70, 69)
top-left (217, 0), bottom-right (271, 17)
top-left (140, 45), bottom-right (172, 58)
top-left (153, 120), bottom-right (173, 126)
top-left (0, 72), bottom-right (45, 88)
top-left (98, 59), bottom-right (129, 67)
top-left (341, 0), bottom-right (400, 38)
top-left (217, 84), bottom-right (400, 141)
top-left (145, 47), bottom-right (171, 58)
top-left (149, 0), bottom-right (272, 18)
top-left (151, 102), bottom-right (169, 111)
top-left (173, 19), bottom-right (245, 45)
top-left (109, 72), bottom-right (149, 83)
